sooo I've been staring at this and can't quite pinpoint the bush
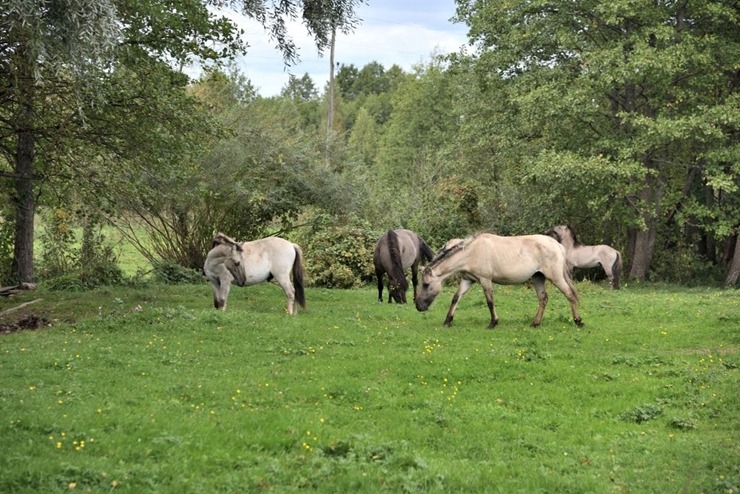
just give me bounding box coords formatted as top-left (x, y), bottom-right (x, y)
top-left (151, 260), bottom-right (204, 285)
top-left (37, 209), bottom-right (125, 290)
top-left (293, 219), bottom-right (378, 288)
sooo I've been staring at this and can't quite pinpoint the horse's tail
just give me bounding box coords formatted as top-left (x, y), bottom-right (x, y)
top-left (387, 230), bottom-right (408, 293)
top-left (292, 245), bottom-right (307, 309)
top-left (612, 250), bottom-right (622, 290)
top-left (419, 238), bottom-right (435, 263)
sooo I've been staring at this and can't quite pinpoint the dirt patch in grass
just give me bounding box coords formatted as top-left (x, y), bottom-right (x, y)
top-left (0, 314), bottom-right (52, 335)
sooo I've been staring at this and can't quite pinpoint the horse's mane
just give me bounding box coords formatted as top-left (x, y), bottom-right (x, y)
top-left (565, 225), bottom-right (582, 247)
top-left (418, 237), bottom-right (435, 263)
top-left (428, 233), bottom-right (481, 269)
top-left (212, 232), bottom-right (242, 249)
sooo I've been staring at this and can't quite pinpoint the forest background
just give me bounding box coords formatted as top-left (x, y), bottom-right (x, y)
top-left (1, 0), bottom-right (738, 290)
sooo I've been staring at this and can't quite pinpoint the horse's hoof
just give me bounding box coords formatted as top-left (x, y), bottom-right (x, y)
top-left (487, 320), bottom-right (499, 330)
top-left (574, 318), bottom-right (585, 327)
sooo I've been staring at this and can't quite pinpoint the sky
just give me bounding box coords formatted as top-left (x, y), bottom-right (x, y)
top-left (209, 0), bottom-right (471, 97)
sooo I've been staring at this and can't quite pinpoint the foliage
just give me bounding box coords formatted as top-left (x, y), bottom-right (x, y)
top-left (619, 404), bottom-right (663, 424)
top-left (454, 0), bottom-right (740, 281)
top-left (0, 283), bottom-right (737, 492)
top-left (36, 209), bottom-right (124, 290)
top-left (407, 176), bottom-right (483, 249)
top-left (0, 206), bottom-right (13, 283)
top-left (151, 260), bottom-right (204, 285)
top-left (291, 215), bottom-right (378, 288)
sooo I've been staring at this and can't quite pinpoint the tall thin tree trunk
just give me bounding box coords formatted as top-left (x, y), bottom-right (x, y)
top-left (325, 23), bottom-right (336, 166)
top-left (326, 24), bottom-right (336, 136)
top-left (11, 53), bottom-right (36, 283)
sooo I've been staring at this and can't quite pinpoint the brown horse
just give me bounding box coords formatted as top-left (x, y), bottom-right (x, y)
top-left (373, 229), bottom-right (435, 303)
top-left (415, 233), bottom-right (583, 328)
top-left (204, 233), bottom-right (306, 314)
top-left (547, 224), bottom-right (622, 289)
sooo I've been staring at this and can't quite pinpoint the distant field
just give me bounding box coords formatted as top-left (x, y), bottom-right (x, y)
top-left (0, 281), bottom-right (738, 493)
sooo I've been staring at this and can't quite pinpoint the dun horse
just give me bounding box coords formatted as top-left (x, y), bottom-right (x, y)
top-left (415, 233), bottom-right (584, 328)
top-left (547, 224), bottom-right (622, 289)
top-left (204, 233), bottom-right (306, 314)
top-left (373, 229), bottom-right (435, 303)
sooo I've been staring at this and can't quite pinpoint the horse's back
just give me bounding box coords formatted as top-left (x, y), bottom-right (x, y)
top-left (241, 237), bottom-right (298, 284)
top-left (467, 234), bottom-right (566, 282)
top-left (394, 229), bottom-right (423, 268)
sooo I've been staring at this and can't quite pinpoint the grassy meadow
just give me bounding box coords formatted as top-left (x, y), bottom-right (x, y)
top-left (0, 279), bottom-right (738, 493)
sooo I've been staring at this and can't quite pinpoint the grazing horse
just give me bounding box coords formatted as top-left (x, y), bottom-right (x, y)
top-left (415, 233), bottom-right (583, 328)
top-left (204, 233), bottom-right (306, 314)
top-left (373, 229), bottom-right (435, 303)
top-left (547, 224), bottom-right (622, 289)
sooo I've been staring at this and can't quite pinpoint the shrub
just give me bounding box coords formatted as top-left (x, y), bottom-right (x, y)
top-left (151, 260), bottom-right (204, 285)
top-left (293, 219), bottom-right (378, 288)
top-left (37, 209), bottom-right (124, 290)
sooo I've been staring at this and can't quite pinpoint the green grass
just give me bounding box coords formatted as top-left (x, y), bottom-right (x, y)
top-left (1, 281), bottom-right (738, 493)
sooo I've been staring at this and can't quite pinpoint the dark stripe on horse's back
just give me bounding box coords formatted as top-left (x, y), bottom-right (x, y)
top-left (428, 234), bottom-right (477, 269)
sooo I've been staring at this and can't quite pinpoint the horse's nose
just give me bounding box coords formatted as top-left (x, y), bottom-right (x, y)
top-left (415, 300), bottom-right (428, 312)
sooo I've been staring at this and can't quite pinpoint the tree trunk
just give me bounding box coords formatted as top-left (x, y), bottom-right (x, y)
top-left (629, 224), bottom-right (657, 281)
top-left (11, 53), bottom-right (37, 284)
top-left (725, 234), bottom-right (740, 286)
top-left (628, 185), bottom-right (660, 281)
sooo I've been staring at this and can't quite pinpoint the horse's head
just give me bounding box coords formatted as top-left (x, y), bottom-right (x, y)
top-left (388, 279), bottom-right (406, 304)
top-left (222, 243), bottom-right (247, 286)
top-left (414, 266), bottom-right (442, 312)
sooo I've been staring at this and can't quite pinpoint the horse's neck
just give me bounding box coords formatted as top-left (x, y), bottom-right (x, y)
top-left (560, 235), bottom-right (577, 249)
top-left (431, 255), bottom-right (467, 280)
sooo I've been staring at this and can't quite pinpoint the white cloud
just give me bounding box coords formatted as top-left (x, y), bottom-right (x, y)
top-left (195, 0), bottom-right (469, 96)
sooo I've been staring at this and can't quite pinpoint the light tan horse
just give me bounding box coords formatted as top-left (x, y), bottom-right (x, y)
top-left (415, 233), bottom-right (583, 328)
top-left (547, 224), bottom-right (622, 289)
top-left (204, 233), bottom-right (306, 314)
top-left (373, 229), bottom-right (435, 303)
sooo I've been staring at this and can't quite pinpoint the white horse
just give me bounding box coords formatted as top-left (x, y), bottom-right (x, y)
top-left (204, 233), bottom-right (306, 314)
top-left (547, 225), bottom-right (623, 289)
top-left (415, 233), bottom-right (583, 328)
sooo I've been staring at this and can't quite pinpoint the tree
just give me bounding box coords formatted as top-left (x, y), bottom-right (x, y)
top-left (455, 0), bottom-right (739, 281)
top-left (372, 58), bottom-right (464, 237)
top-left (1, 0), bottom-right (364, 283)
top-left (1, 0), bottom-right (120, 283)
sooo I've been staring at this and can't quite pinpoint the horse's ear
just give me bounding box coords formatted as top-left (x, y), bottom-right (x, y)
top-left (546, 229), bottom-right (561, 242)
top-left (213, 232), bottom-right (240, 248)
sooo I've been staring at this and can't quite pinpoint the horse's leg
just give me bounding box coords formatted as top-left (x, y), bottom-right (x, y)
top-left (549, 272), bottom-right (584, 327)
top-left (531, 273), bottom-right (549, 327)
top-left (213, 276), bottom-right (231, 310)
top-left (375, 268), bottom-right (384, 303)
top-left (411, 261), bottom-right (420, 300)
top-left (443, 277), bottom-right (475, 327)
top-left (210, 281), bottom-right (222, 309)
top-left (273, 274), bottom-right (297, 315)
top-left (478, 278), bottom-right (499, 329)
